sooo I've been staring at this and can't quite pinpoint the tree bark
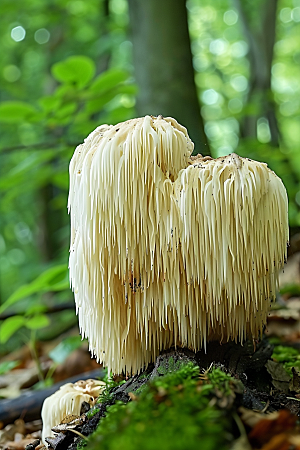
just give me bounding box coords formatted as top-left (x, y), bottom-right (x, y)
top-left (235, 0), bottom-right (300, 194)
top-left (127, 0), bottom-right (210, 156)
top-left (235, 0), bottom-right (280, 143)
top-left (38, 183), bottom-right (63, 262)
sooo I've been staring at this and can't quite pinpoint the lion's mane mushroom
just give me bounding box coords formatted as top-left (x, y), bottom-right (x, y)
top-left (68, 115), bottom-right (289, 375)
top-left (175, 153), bottom-right (288, 345)
top-left (41, 379), bottom-right (105, 444)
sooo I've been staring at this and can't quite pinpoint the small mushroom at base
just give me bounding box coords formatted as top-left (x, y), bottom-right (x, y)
top-left (41, 379), bottom-right (105, 444)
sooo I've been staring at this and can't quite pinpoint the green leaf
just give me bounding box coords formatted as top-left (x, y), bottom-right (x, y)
top-left (90, 69), bottom-right (130, 93)
top-left (1, 166), bottom-right (54, 201)
top-left (55, 102), bottom-right (77, 120)
top-left (0, 151), bottom-right (54, 191)
top-left (52, 172), bottom-right (69, 190)
top-left (102, 106), bottom-right (135, 125)
top-left (26, 314), bottom-right (50, 330)
top-left (52, 56), bottom-right (96, 89)
top-left (117, 84), bottom-right (138, 96)
top-left (49, 336), bottom-right (84, 364)
top-left (33, 379), bottom-right (54, 390)
top-left (0, 316), bottom-right (26, 343)
top-left (39, 96), bottom-right (61, 113)
top-left (0, 285), bottom-right (40, 314)
top-left (84, 83), bottom-right (137, 115)
top-left (53, 84), bottom-right (77, 99)
top-left (0, 360), bottom-right (20, 375)
top-left (26, 304), bottom-right (48, 315)
top-left (0, 101), bottom-right (38, 124)
top-left (85, 91), bottom-right (118, 115)
top-left (0, 264), bottom-right (69, 314)
top-left (41, 264), bottom-right (69, 288)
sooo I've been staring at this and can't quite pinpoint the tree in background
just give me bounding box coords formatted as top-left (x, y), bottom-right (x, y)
top-left (232, 0), bottom-right (300, 225)
top-left (128, 0), bottom-right (210, 155)
top-left (235, 0), bottom-right (280, 142)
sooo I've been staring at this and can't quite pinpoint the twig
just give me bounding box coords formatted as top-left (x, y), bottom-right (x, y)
top-left (67, 429), bottom-right (88, 441)
top-left (0, 302), bottom-right (75, 321)
top-left (0, 141), bottom-right (79, 154)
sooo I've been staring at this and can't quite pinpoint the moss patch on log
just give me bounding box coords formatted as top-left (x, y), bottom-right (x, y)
top-left (85, 359), bottom-right (241, 450)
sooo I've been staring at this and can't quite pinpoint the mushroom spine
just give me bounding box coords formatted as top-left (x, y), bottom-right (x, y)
top-left (68, 115), bottom-right (289, 374)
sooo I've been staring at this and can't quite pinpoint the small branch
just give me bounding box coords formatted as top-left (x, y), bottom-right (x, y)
top-left (67, 429), bottom-right (88, 441)
top-left (0, 302), bottom-right (75, 321)
top-left (0, 141), bottom-right (79, 154)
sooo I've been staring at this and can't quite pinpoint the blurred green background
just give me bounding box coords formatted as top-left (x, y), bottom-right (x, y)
top-left (0, 0), bottom-right (299, 352)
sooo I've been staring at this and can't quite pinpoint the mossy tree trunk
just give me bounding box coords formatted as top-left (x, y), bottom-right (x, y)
top-left (127, 0), bottom-right (210, 156)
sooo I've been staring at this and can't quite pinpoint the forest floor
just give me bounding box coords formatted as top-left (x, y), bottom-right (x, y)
top-left (1, 248), bottom-right (300, 450)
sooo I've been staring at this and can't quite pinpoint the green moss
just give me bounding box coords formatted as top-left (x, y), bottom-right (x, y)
top-left (156, 355), bottom-right (186, 375)
top-left (77, 438), bottom-right (87, 450)
top-left (207, 367), bottom-right (236, 395)
top-left (86, 404), bottom-right (101, 419)
top-left (137, 372), bottom-right (148, 380)
top-left (155, 360), bottom-right (200, 387)
top-left (272, 345), bottom-right (300, 375)
top-left (86, 364), bottom-right (235, 450)
top-left (95, 371), bottom-right (126, 405)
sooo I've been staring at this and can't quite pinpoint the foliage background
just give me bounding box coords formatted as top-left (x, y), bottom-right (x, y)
top-left (0, 0), bottom-right (299, 353)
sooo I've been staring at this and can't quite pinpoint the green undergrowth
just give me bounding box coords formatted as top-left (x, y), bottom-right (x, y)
top-left (87, 371), bottom-right (126, 419)
top-left (85, 362), bottom-right (238, 450)
top-left (280, 284), bottom-right (300, 297)
top-left (272, 345), bottom-right (300, 376)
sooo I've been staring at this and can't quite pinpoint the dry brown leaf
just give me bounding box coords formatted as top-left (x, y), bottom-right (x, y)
top-left (289, 434), bottom-right (300, 447)
top-left (248, 409), bottom-right (297, 448)
top-left (266, 360), bottom-right (291, 393)
top-left (0, 362), bottom-right (52, 397)
top-left (24, 421), bottom-right (42, 435)
top-left (230, 435), bottom-right (252, 450)
top-left (0, 387), bottom-right (21, 400)
top-left (128, 392), bottom-right (138, 401)
top-left (4, 437), bottom-right (37, 450)
top-left (260, 433), bottom-right (292, 450)
top-left (0, 346), bottom-right (33, 369)
top-left (286, 298), bottom-right (300, 310)
top-left (0, 421), bottom-right (26, 445)
top-left (268, 309), bottom-right (299, 321)
top-left (266, 318), bottom-right (300, 339)
top-left (239, 407), bottom-right (279, 428)
top-left (279, 252), bottom-right (300, 287)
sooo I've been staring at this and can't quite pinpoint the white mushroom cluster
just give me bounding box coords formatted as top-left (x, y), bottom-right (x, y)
top-left (68, 115), bottom-right (289, 375)
top-left (41, 379), bottom-right (105, 444)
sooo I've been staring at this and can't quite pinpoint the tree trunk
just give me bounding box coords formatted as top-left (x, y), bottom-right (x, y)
top-left (38, 183), bottom-right (63, 262)
top-left (235, 0), bottom-right (299, 194)
top-left (127, 0), bottom-right (210, 156)
top-left (235, 0), bottom-right (280, 143)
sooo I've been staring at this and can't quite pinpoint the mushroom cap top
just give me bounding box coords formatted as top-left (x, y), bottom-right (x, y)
top-left (68, 115), bottom-right (193, 188)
